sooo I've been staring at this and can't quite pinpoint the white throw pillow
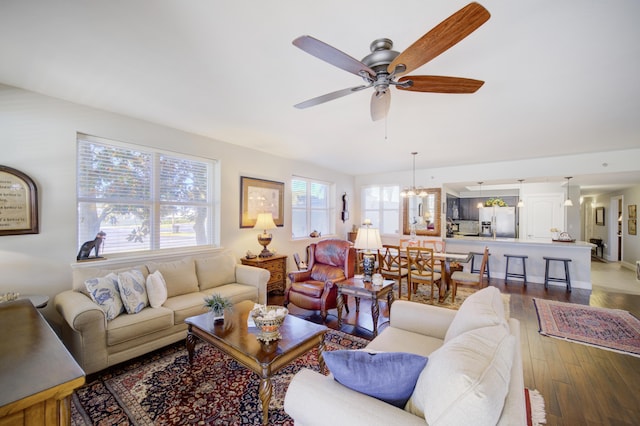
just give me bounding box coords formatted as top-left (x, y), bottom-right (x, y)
top-left (146, 270), bottom-right (168, 308)
top-left (117, 269), bottom-right (148, 314)
top-left (84, 273), bottom-right (124, 321)
top-left (405, 324), bottom-right (515, 425)
top-left (444, 286), bottom-right (508, 342)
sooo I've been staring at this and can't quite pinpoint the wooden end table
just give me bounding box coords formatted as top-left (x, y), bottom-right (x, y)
top-left (185, 300), bottom-right (327, 425)
top-left (336, 277), bottom-right (395, 337)
top-left (241, 254), bottom-right (287, 294)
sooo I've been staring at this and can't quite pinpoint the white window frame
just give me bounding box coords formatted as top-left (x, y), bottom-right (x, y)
top-left (291, 176), bottom-right (335, 239)
top-left (76, 133), bottom-right (218, 255)
top-left (361, 184), bottom-right (401, 236)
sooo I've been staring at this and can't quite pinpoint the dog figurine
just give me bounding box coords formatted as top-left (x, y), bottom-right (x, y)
top-left (77, 231), bottom-right (107, 260)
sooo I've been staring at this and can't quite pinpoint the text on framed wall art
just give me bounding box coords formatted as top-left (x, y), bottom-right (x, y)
top-left (0, 165), bottom-right (39, 235)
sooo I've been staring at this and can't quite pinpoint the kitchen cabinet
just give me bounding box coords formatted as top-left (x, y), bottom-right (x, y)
top-left (459, 198), bottom-right (479, 221)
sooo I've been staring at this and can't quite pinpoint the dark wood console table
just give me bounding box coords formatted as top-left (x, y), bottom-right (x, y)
top-left (0, 300), bottom-right (85, 425)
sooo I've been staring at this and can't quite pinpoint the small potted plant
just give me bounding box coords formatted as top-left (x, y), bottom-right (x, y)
top-left (203, 293), bottom-right (234, 325)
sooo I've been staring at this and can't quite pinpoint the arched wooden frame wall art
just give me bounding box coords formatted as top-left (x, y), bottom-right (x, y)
top-left (0, 165), bottom-right (39, 236)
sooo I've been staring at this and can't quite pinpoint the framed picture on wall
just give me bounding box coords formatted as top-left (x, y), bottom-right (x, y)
top-left (239, 176), bottom-right (284, 228)
top-left (629, 219), bottom-right (637, 236)
top-left (595, 207), bottom-right (605, 226)
top-left (0, 165), bottom-right (39, 236)
top-left (629, 204), bottom-right (637, 219)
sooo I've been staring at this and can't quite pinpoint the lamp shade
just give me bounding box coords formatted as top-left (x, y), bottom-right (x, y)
top-left (353, 227), bottom-right (383, 251)
top-left (253, 213), bottom-right (276, 230)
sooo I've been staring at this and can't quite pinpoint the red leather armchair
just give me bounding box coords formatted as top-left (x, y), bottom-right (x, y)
top-left (285, 239), bottom-right (355, 322)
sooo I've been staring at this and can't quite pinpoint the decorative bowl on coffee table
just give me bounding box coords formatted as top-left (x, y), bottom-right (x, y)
top-left (251, 305), bottom-right (288, 343)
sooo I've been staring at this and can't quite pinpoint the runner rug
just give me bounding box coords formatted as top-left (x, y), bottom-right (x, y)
top-left (533, 298), bottom-right (640, 357)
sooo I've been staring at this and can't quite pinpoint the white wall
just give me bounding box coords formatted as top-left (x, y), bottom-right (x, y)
top-left (0, 84), bottom-right (355, 324)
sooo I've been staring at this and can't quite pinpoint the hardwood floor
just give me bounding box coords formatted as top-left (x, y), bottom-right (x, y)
top-left (270, 276), bottom-right (640, 425)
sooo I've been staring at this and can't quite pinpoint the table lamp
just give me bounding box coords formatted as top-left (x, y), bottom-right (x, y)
top-left (354, 221), bottom-right (383, 282)
top-left (254, 213), bottom-right (277, 258)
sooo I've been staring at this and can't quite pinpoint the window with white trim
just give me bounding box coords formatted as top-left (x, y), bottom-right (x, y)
top-left (361, 184), bottom-right (401, 235)
top-left (291, 176), bottom-right (334, 238)
top-left (77, 134), bottom-right (216, 255)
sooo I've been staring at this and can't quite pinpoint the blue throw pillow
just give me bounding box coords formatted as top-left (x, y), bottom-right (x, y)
top-left (323, 350), bottom-right (428, 408)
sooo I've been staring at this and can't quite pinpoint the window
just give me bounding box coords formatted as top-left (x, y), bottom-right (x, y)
top-left (291, 177), bottom-right (334, 238)
top-left (361, 185), bottom-right (400, 235)
top-left (77, 134), bottom-right (216, 255)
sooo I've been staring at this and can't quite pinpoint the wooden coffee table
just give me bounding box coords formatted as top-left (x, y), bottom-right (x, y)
top-left (336, 277), bottom-right (395, 337)
top-left (185, 300), bottom-right (327, 425)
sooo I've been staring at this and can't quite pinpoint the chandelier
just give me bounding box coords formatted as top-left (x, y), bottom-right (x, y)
top-left (400, 152), bottom-right (428, 197)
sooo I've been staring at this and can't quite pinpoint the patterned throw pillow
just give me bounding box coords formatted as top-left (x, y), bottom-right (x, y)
top-left (85, 273), bottom-right (125, 321)
top-left (117, 269), bottom-right (149, 314)
top-left (146, 270), bottom-right (168, 308)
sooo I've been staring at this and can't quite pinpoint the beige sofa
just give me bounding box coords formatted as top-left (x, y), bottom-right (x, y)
top-left (284, 286), bottom-right (525, 425)
top-left (54, 249), bottom-right (269, 374)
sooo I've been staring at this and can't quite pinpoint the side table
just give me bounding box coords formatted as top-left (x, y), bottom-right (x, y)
top-left (241, 254), bottom-right (287, 294)
top-left (336, 277), bottom-right (395, 337)
top-left (20, 294), bottom-right (49, 308)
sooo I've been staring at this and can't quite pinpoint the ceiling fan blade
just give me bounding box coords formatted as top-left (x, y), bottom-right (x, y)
top-left (293, 35), bottom-right (376, 78)
top-left (294, 85), bottom-right (370, 109)
top-left (371, 91), bottom-right (391, 121)
top-left (387, 2), bottom-right (490, 76)
top-left (397, 76), bottom-right (484, 93)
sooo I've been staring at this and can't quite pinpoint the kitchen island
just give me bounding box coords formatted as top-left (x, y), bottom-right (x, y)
top-left (445, 236), bottom-right (595, 290)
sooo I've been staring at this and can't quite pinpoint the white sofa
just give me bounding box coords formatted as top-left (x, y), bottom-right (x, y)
top-left (284, 286), bottom-right (525, 425)
top-left (54, 249), bottom-right (269, 374)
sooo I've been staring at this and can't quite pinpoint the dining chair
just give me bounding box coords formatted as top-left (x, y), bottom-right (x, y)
top-left (450, 246), bottom-right (489, 303)
top-left (406, 246), bottom-right (442, 302)
top-left (399, 238), bottom-right (420, 249)
top-left (421, 239), bottom-right (446, 253)
top-left (421, 240), bottom-right (446, 273)
top-left (377, 244), bottom-right (409, 299)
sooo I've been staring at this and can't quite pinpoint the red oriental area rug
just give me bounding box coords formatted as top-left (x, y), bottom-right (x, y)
top-left (71, 329), bottom-right (369, 425)
top-left (533, 298), bottom-right (640, 358)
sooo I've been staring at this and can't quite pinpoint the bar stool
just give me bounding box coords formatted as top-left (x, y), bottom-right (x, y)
top-left (504, 254), bottom-right (527, 286)
top-left (543, 257), bottom-right (572, 292)
top-left (470, 251), bottom-right (491, 281)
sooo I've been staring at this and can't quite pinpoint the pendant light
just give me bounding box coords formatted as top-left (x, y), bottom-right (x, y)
top-left (517, 179), bottom-right (524, 207)
top-left (564, 177), bottom-right (573, 207)
top-left (476, 181), bottom-right (484, 208)
top-left (400, 152), bottom-right (427, 197)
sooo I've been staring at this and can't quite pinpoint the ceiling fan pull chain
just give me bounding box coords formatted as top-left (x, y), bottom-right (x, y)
top-left (385, 115), bottom-right (388, 140)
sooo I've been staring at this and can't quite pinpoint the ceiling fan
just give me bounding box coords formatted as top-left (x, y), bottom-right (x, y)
top-left (292, 2), bottom-right (490, 121)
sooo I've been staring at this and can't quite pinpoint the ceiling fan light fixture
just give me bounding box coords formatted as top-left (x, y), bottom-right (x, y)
top-left (291, 3), bottom-right (491, 121)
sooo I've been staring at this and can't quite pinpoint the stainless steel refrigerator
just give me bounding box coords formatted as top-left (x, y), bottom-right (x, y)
top-left (479, 207), bottom-right (516, 238)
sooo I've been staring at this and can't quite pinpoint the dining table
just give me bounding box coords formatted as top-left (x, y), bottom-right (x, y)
top-left (431, 252), bottom-right (472, 302)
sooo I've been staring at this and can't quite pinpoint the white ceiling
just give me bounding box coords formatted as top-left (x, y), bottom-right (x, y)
top-left (1, 1), bottom-right (639, 195)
